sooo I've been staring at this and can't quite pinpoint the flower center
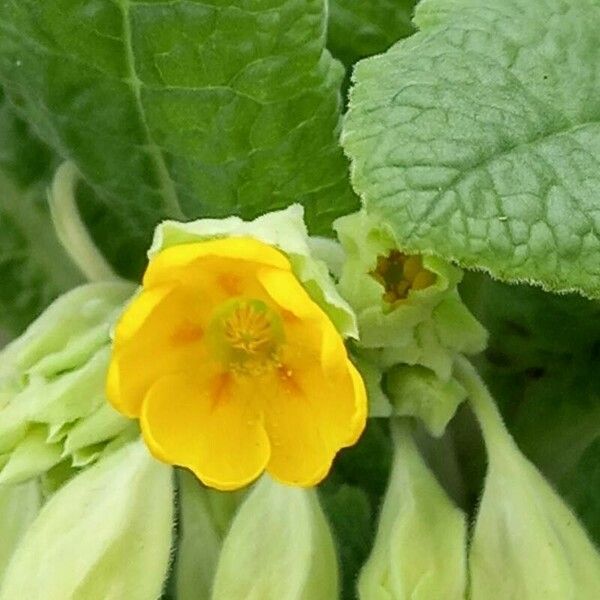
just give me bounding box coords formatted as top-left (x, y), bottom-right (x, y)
top-left (209, 298), bottom-right (284, 374)
top-left (370, 250), bottom-right (436, 304)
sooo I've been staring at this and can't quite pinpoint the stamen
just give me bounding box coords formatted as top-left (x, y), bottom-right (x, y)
top-left (210, 298), bottom-right (284, 374)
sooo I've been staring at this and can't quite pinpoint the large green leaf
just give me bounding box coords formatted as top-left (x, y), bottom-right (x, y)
top-left (343, 0), bottom-right (600, 297)
top-left (327, 0), bottom-right (417, 67)
top-left (0, 171), bottom-right (82, 335)
top-left (0, 0), bottom-right (357, 263)
top-left (0, 87), bottom-right (54, 187)
top-left (0, 90), bottom-right (81, 336)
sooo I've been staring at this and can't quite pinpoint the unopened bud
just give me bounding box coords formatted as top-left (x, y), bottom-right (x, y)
top-left (0, 282), bottom-right (135, 486)
top-left (456, 358), bottom-right (600, 599)
top-left (0, 440), bottom-right (174, 600)
top-left (212, 475), bottom-right (339, 600)
top-left (358, 420), bottom-right (467, 599)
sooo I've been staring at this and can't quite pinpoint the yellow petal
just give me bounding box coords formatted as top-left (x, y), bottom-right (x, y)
top-left (264, 346), bottom-right (367, 486)
top-left (144, 237), bottom-right (291, 289)
top-left (141, 372), bottom-right (271, 491)
top-left (108, 285), bottom-right (209, 417)
top-left (258, 267), bottom-right (322, 321)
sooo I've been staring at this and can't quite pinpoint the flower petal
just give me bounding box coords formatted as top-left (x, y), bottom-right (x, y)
top-left (141, 372), bottom-right (271, 491)
top-left (144, 237), bottom-right (291, 289)
top-left (107, 286), bottom-right (209, 417)
top-left (258, 267), bottom-right (323, 321)
top-left (264, 348), bottom-right (367, 486)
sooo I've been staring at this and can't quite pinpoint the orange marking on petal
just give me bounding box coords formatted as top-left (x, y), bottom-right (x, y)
top-left (171, 321), bottom-right (204, 345)
top-left (218, 273), bottom-right (243, 296)
top-left (210, 372), bottom-right (232, 409)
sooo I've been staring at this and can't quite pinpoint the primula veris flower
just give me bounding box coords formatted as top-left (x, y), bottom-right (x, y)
top-left (456, 358), bottom-right (600, 600)
top-left (212, 475), bottom-right (339, 600)
top-left (107, 208), bottom-right (366, 490)
top-left (358, 420), bottom-right (467, 600)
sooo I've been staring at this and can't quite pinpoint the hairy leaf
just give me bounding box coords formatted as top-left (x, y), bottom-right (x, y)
top-left (344, 0), bottom-right (600, 297)
top-left (0, 0), bottom-right (357, 269)
top-left (328, 0), bottom-right (417, 67)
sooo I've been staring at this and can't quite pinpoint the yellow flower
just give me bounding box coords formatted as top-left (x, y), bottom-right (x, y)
top-left (107, 237), bottom-right (366, 491)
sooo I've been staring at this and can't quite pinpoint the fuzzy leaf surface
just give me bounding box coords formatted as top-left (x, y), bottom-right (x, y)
top-left (0, 0), bottom-right (357, 261)
top-left (344, 0), bottom-right (600, 297)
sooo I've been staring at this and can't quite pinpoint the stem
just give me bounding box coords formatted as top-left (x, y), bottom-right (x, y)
top-left (48, 162), bottom-right (117, 282)
top-left (453, 355), bottom-right (513, 451)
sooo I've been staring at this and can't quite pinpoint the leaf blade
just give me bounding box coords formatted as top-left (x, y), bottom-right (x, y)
top-left (343, 0), bottom-right (600, 297)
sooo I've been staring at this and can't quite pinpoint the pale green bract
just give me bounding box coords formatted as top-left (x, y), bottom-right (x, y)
top-left (456, 358), bottom-right (600, 600)
top-left (0, 282), bottom-right (136, 486)
top-left (0, 441), bottom-right (174, 600)
top-left (150, 204), bottom-right (358, 339)
top-left (358, 421), bottom-right (467, 600)
top-left (0, 480), bottom-right (41, 583)
top-left (343, 0), bottom-right (600, 298)
top-left (174, 470), bottom-right (244, 600)
top-left (212, 475), bottom-right (339, 600)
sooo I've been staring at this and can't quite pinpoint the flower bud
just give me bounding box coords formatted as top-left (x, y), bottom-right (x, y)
top-left (0, 282), bottom-right (136, 486)
top-left (0, 480), bottom-right (41, 584)
top-left (0, 440), bottom-right (174, 600)
top-left (335, 210), bottom-right (486, 434)
top-left (211, 475), bottom-right (339, 600)
top-left (174, 469), bottom-right (244, 600)
top-left (456, 358), bottom-right (600, 599)
top-left (335, 210), bottom-right (486, 378)
top-left (386, 365), bottom-right (467, 437)
top-left (358, 420), bottom-right (467, 599)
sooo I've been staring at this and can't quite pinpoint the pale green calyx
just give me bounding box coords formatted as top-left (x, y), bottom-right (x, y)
top-left (0, 282), bottom-right (136, 487)
top-left (0, 441), bottom-right (174, 600)
top-left (386, 366), bottom-right (468, 437)
top-left (149, 204), bottom-right (358, 339)
top-left (358, 419), bottom-right (467, 599)
top-left (0, 481), bottom-right (41, 584)
top-left (174, 470), bottom-right (245, 600)
top-left (335, 210), bottom-right (486, 431)
top-left (455, 357), bottom-right (600, 600)
top-left (211, 475), bottom-right (339, 600)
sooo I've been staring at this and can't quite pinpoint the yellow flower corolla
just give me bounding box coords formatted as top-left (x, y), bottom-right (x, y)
top-left (107, 237), bottom-right (367, 490)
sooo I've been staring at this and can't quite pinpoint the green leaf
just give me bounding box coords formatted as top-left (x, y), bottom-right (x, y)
top-left (343, 0), bottom-right (600, 297)
top-left (561, 438), bottom-right (600, 547)
top-left (0, 0), bottom-right (357, 269)
top-left (0, 87), bottom-right (54, 187)
top-left (328, 0), bottom-right (417, 67)
top-left (0, 170), bottom-right (82, 336)
top-left (0, 87), bottom-right (80, 336)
